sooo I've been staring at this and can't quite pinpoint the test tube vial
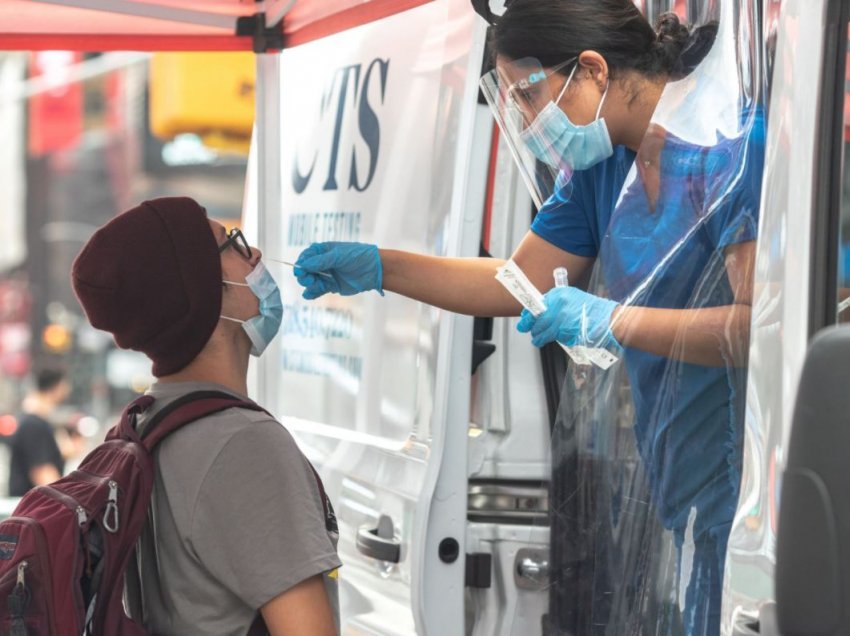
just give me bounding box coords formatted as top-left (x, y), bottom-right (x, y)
top-left (553, 267), bottom-right (569, 288)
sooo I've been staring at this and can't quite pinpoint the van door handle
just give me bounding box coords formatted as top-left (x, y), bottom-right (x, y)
top-left (356, 514), bottom-right (400, 563)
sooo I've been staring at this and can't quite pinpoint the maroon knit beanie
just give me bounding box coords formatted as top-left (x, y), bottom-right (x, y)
top-left (71, 197), bottom-right (222, 377)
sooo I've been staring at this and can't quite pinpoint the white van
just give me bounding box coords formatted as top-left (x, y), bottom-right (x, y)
top-left (247, 0), bottom-right (850, 633)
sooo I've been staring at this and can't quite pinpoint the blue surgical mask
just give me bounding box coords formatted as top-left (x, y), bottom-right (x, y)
top-left (520, 65), bottom-right (613, 171)
top-left (221, 261), bottom-right (283, 357)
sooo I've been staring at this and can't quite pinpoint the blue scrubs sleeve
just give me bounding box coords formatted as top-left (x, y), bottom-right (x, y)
top-left (703, 112), bottom-right (765, 250)
top-left (530, 181), bottom-right (598, 257)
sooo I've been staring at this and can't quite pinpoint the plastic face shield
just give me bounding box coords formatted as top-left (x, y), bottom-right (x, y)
top-left (480, 57), bottom-right (576, 209)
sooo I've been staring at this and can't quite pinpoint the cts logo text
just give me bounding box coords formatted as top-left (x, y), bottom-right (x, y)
top-left (292, 58), bottom-right (390, 194)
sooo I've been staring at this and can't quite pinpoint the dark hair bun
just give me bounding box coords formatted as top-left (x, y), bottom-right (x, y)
top-left (655, 12), bottom-right (690, 45)
top-left (653, 12), bottom-right (690, 74)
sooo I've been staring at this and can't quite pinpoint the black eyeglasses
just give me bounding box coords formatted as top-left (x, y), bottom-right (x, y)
top-left (218, 227), bottom-right (252, 260)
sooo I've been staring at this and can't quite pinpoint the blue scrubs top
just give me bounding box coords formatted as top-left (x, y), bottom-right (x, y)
top-left (531, 113), bottom-right (765, 535)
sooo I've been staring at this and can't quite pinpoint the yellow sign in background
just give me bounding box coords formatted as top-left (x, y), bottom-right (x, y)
top-left (149, 52), bottom-right (255, 154)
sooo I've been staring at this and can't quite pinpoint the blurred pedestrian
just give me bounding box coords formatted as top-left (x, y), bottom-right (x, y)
top-left (8, 367), bottom-right (71, 496)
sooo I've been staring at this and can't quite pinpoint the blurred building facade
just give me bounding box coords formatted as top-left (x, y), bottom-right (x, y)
top-left (0, 50), bottom-right (252, 451)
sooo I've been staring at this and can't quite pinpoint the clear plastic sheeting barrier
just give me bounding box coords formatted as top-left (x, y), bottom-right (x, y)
top-left (510, 0), bottom-right (766, 634)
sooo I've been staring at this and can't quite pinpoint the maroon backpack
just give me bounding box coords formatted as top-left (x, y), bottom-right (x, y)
top-left (0, 390), bottom-right (271, 635)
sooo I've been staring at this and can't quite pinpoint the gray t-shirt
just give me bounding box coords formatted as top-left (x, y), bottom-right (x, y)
top-left (129, 381), bottom-right (341, 636)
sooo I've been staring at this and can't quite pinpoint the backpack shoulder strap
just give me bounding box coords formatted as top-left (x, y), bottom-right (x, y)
top-left (140, 390), bottom-right (265, 451)
top-left (108, 394), bottom-right (155, 444)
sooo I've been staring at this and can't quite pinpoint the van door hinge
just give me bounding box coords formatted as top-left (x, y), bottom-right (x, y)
top-left (235, 13), bottom-right (284, 53)
top-left (465, 553), bottom-right (492, 588)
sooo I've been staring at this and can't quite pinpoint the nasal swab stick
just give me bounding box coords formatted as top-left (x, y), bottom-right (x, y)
top-left (266, 258), bottom-right (335, 279)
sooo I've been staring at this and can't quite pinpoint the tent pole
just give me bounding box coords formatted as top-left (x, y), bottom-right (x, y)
top-left (254, 51), bottom-right (282, 403)
top-left (265, 0), bottom-right (297, 29)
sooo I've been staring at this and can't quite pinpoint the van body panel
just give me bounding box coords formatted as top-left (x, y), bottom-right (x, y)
top-left (255, 1), bottom-right (490, 632)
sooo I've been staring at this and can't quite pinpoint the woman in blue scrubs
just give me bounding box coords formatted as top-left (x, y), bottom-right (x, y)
top-left (295, 1), bottom-right (764, 633)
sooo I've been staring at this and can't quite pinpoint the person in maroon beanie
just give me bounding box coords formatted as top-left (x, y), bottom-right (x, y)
top-left (71, 197), bottom-right (340, 636)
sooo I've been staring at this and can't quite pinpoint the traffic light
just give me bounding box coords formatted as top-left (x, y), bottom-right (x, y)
top-left (149, 52), bottom-right (255, 154)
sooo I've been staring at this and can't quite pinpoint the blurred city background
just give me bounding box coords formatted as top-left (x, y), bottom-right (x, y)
top-left (0, 50), bottom-right (253, 494)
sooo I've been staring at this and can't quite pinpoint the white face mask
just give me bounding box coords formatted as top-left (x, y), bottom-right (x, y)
top-left (221, 261), bottom-right (283, 356)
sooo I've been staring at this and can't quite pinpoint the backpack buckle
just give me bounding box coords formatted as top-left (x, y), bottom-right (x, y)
top-left (103, 481), bottom-right (120, 533)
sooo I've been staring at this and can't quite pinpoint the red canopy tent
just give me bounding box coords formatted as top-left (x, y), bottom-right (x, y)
top-left (0, 0), bottom-right (432, 51)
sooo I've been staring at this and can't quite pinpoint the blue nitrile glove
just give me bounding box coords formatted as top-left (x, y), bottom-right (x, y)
top-left (294, 242), bottom-right (383, 300)
top-left (516, 286), bottom-right (621, 349)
